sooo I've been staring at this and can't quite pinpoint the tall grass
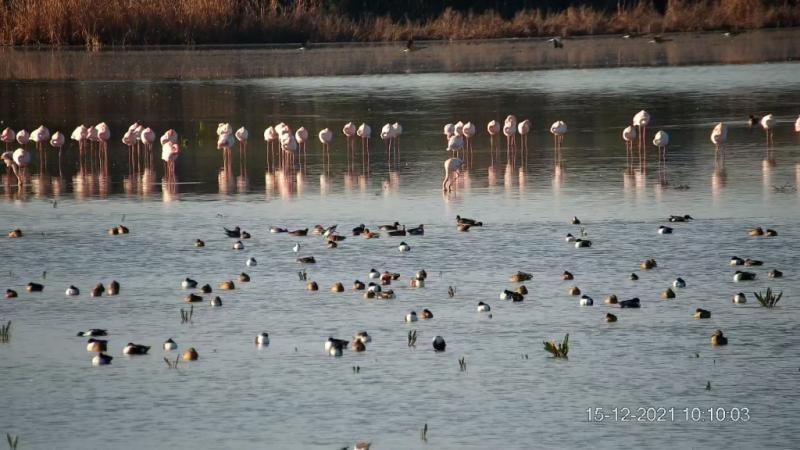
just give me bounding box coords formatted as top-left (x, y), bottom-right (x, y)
top-left (0, 0), bottom-right (797, 47)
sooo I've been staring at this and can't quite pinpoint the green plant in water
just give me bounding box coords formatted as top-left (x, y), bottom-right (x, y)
top-left (180, 305), bottom-right (194, 324)
top-left (754, 288), bottom-right (783, 308)
top-left (6, 433), bottom-right (18, 450)
top-left (543, 333), bottom-right (569, 359)
top-left (458, 356), bottom-right (466, 372)
top-left (163, 356), bottom-right (180, 369)
top-left (407, 330), bottom-right (417, 348)
top-left (0, 321), bottom-right (11, 343)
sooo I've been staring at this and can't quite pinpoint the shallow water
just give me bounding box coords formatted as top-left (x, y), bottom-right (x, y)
top-left (1, 46), bottom-right (800, 449)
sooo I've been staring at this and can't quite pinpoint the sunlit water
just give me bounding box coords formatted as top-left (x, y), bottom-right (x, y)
top-left (1, 48), bottom-right (800, 449)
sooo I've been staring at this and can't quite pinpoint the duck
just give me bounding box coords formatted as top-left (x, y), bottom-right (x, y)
top-left (296, 256), bottom-right (316, 264)
top-left (77, 329), bottom-right (107, 337)
top-left (351, 339), bottom-right (366, 352)
top-left (117, 225), bottom-right (130, 234)
top-left (354, 331), bottom-right (372, 344)
top-left (239, 272), bottom-right (250, 282)
top-left (270, 226), bottom-right (288, 234)
top-left (672, 278), bottom-right (686, 288)
top-left (5, 289), bottom-right (18, 298)
top-left (246, 257), bottom-right (257, 266)
top-left (108, 279), bottom-right (120, 294)
top-left (123, 343), bottom-right (151, 355)
top-left (327, 240), bottom-right (338, 249)
top-left (219, 280), bottom-right (235, 290)
top-left (658, 225), bottom-right (673, 234)
top-left (574, 239), bottom-right (592, 248)
top-left (65, 285), bottom-right (80, 296)
top-left (352, 224), bottom-right (366, 236)
top-left (210, 296), bottom-right (223, 307)
top-left (477, 301), bottom-right (491, 312)
top-left (352, 280), bottom-right (366, 290)
top-left (90, 283), bottom-right (105, 297)
top-left (747, 114), bottom-right (758, 128)
top-left (733, 271), bottom-right (756, 282)
top-left (510, 271), bottom-right (533, 282)
top-left (729, 256), bottom-right (744, 266)
top-left (163, 338), bottom-right (177, 351)
top-left (327, 234), bottom-right (346, 242)
top-left (421, 309), bottom-right (433, 319)
top-left (732, 293), bottom-right (747, 304)
top-left (363, 290), bottom-right (376, 299)
top-left (376, 290), bottom-right (395, 300)
top-left (661, 288), bottom-right (676, 299)
top-left (328, 340), bottom-right (345, 357)
top-left (8, 229), bottom-right (23, 238)
top-left (108, 227), bottom-right (120, 236)
top-left (255, 332), bottom-right (269, 346)
top-left (26, 282), bottom-right (44, 292)
top-left (331, 282), bottom-right (344, 293)
top-left (194, 239), bottom-right (205, 247)
top-left (92, 353), bottom-right (113, 366)
top-left (579, 295), bottom-right (594, 306)
top-left (410, 277), bottom-right (425, 288)
top-left (605, 313), bottom-right (618, 322)
top-left (181, 278), bottom-right (198, 289)
top-left (388, 227), bottom-right (407, 237)
top-left (383, 271), bottom-right (400, 282)
top-left (619, 298), bottom-right (641, 308)
top-left (604, 294), bottom-right (618, 304)
top-left (694, 308), bottom-right (711, 319)
top-left (416, 270), bottom-right (428, 280)
top-left (768, 269), bottom-right (783, 278)
top-left (457, 224), bottom-right (471, 232)
top-left (405, 311), bottom-right (418, 322)
top-left (289, 228), bottom-right (308, 237)
top-left (200, 284), bottom-right (212, 294)
top-left (325, 337), bottom-right (348, 353)
top-left (668, 214), bottom-right (693, 222)
top-left (516, 285), bottom-right (528, 295)
top-left (748, 227), bottom-right (764, 236)
top-left (711, 329), bottom-right (728, 346)
top-left (240, 231), bottom-right (251, 239)
top-left (408, 224), bottom-right (424, 235)
top-left (765, 229), bottom-right (778, 237)
top-left (562, 271), bottom-right (574, 280)
top-left (568, 286), bottom-right (581, 296)
top-left (398, 242), bottom-right (411, 252)
top-left (367, 283), bottom-right (382, 293)
top-left (182, 347), bottom-right (199, 361)
top-left (306, 281), bottom-right (319, 291)
top-left (86, 338), bottom-right (107, 352)
top-left (565, 233), bottom-right (576, 242)
top-left (224, 226), bottom-right (241, 238)
top-left (232, 240), bottom-right (244, 250)
top-left (456, 215), bottom-right (482, 226)
top-left (185, 293), bottom-right (203, 303)
top-left (379, 221), bottom-right (400, 231)
top-left (640, 259), bottom-right (657, 270)
top-left (362, 229), bottom-right (380, 239)
top-left (745, 258), bottom-right (763, 266)
top-left (312, 225), bottom-right (326, 236)
top-left (571, 216), bottom-right (581, 225)
top-left (500, 290), bottom-right (523, 301)
top-left (630, 273), bottom-right (639, 281)
top-left (432, 336), bottom-right (446, 352)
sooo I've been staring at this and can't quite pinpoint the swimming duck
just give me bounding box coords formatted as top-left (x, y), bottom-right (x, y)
top-left (416, 270), bottom-right (427, 280)
top-left (246, 257), bottom-right (257, 267)
top-left (432, 336), bottom-right (446, 352)
top-left (255, 332), bottom-right (269, 346)
top-left (239, 273), bottom-right (250, 282)
top-left (185, 293), bottom-right (203, 303)
top-left (733, 271), bottom-right (756, 282)
top-left (732, 293), bottom-right (747, 304)
top-left (362, 229), bottom-right (380, 239)
top-left (163, 338), bottom-right (177, 351)
top-left (123, 343), bottom-right (151, 355)
top-left (327, 234), bottom-right (346, 242)
top-left (219, 280), bottom-right (235, 290)
top-left (26, 282), bottom-right (44, 292)
top-left (398, 242), bottom-right (411, 252)
top-left (510, 271), bottom-right (533, 282)
top-left (327, 240), bottom-right (338, 249)
top-left (289, 228), bottom-right (308, 237)
top-left (668, 214), bottom-right (693, 222)
top-left (376, 290), bottom-right (395, 299)
top-left (661, 287), bottom-right (676, 299)
top-left (352, 224), bottom-right (366, 236)
top-left (5, 289), bottom-right (17, 298)
top-left (604, 294), bottom-right (618, 304)
top-left (240, 231), bottom-right (251, 239)
top-left (312, 225), bottom-right (326, 236)
top-left (619, 298), bottom-right (641, 308)
top-left (711, 329), bottom-right (728, 346)
top-left (410, 277), bottom-right (425, 288)
top-left (116, 225), bottom-right (129, 234)
top-left (565, 233), bottom-right (576, 242)
top-left (352, 280), bottom-right (366, 290)
top-left (562, 271), bottom-right (574, 280)
top-left (658, 225), bottom-right (673, 234)
top-left (748, 227), bottom-right (764, 236)
top-left (421, 309), bottom-right (433, 319)
top-left (296, 256), bottom-right (316, 264)
top-left (90, 283), bottom-right (105, 297)
top-left (382, 271), bottom-right (400, 282)
top-left (8, 229), bottom-right (22, 238)
top-left (224, 226), bottom-right (241, 238)
top-left (745, 258), bottom-right (763, 266)
top-left (516, 285), bottom-right (528, 295)
top-left (354, 331), bottom-right (372, 344)
top-left (747, 114), bottom-right (758, 128)
top-left (574, 239), bottom-right (592, 248)
top-left (331, 282), bottom-right (344, 293)
top-left (379, 222), bottom-right (400, 231)
top-left (571, 216), bottom-right (581, 225)
top-left (86, 338), bottom-right (107, 352)
top-left (477, 301), bottom-right (491, 312)
top-left (108, 227), bottom-right (120, 236)
top-left (729, 256), bottom-right (744, 266)
top-left (182, 347), bottom-right (198, 361)
top-left (579, 295), bottom-right (594, 306)
top-left (765, 229), bottom-right (778, 237)
top-left (367, 283), bottom-right (382, 293)
top-left (768, 269), bottom-right (783, 278)
top-left (363, 290), bottom-right (376, 299)
top-left (388, 227), bottom-right (407, 237)
top-left (200, 284), bottom-right (212, 294)
top-left (630, 273), bottom-right (639, 281)
top-left (673, 277), bottom-right (686, 288)
top-left (306, 281), bottom-right (319, 291)
top-left (232, 241), bottom-right (244, 250)
top-left (457, 223), bottom-right (471, 232)
top-left (210, 296), bottom-right (223, 306)
top-left (328, 340), bottom-right (345, 357)
top-left (694, 308), bottom-right (711, 319)
top-left (456, 215), bottom-right (482, 226)
top-left (351, 339), bottom-right (366, 352)
top-left (107, 281), bottom-right (120, 296)
top-left (408, 224), bottom-right (424, 235)
top-left (605, 313), bottom-right (618, 322)
top-left (640, 259), bottom-right (657, 270)
top-left (92, 353), bottom-right (113, 366)
top-left (65, 285), bottom-right (80, 296)
top-left (325, 337), bottom-right (348, 353)
top-left (181, 278), bottom-right (198, 289)
top-left (270, 226), bottom-right (288, 234)
top-left (77, 329), bottom-right (107, 337)
top-left (194, 239), bottom-right (205, 247)
top-left (568, 286), bottom-right (581, 296)
top-left (500, 290), bottom-right (523, 301)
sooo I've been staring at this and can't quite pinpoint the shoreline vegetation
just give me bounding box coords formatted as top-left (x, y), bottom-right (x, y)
top-left (0, 0), bottom-right (799, 49)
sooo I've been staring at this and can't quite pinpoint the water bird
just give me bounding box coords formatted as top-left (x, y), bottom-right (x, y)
top-left (351, 339), bottom-right (366, 352)
top-left (91, 283), bottom-right (105, 297)
top-left (219, 280), bottom-right (235, 290)
top-left (86, 338), bottom-right (107, 352)
top-left (730, 256), bottom-right (744, 266)
top-left (732, 293), bottom-right (747, 304)
top-left (200, 284), bottom-right (212, 294)
top-left (325, 337), bottom-right (348, 355)
top-left (442, 157), bottom-right (463, 191)
top-left (568, 286), bottom-right (581, 296)
top-left (255, 332), bottom-right (269, 346)
top-left (182, 348), bottom-right (199, 361)
top-left (733, 271), bottom-right (756, 282)
top-left (652, 130), bottom-right (669, 163)
top-left (547, 37), bottom-right (564, 48)
top-left (297, 256), bottom-right (316, 264)
top-left (510, 271), bottom-right (532, 282)
top-left (765, 229), bottom-right (778, 237)
top-left (194, 239), bottom-right (205, 247)
top-left (8, 229), bottom-right (23, 238)
top-left (619, 298), bottom-right (641, 308)
top-left (270, 226), bottom-right (288, 233)
top-left (185, 293), bottom-right (203, 303)
top-left (745, 258), bottom-right (763, 267)
top-left (27, 282), bottom-right (44, 292)
top-left (306, 281), bottom-right (319, 291)
top-left (661, 288), bottom-right (676, 299)
top-left (622, 125), bottom-right (637, 162)
top-left (352, 280), bottom-right (366, 290)
top-left (92, 353), bottom-right (113, 366)
top-left (633, 110), bottom-right (651, 163)
top-left (407, 224), bottom-right (424, 235)
top-left (224, 226), bottom-right (241, 238)
top-left (331, 282), bottom-right (344, 293)
top-left (404, 38), bottom-right (415, 52)
top-left (562, 271), bottom-right (574, 280)
top-left (579, 295), bottom-right (594, 306)
top-left (123, 343), bottom-right (151, 355)
top-left (710, 122), bottom-right (728, 153)
top-left (711, 330), bottom-right (728, 346)
top-left (388, 227), bottom-right (406, 237)
top-left (289, 228), bottom-right (308, 237)
top-left (182, 278), bottom-right (198, 289)
top-left (77, 329), bottom-right (107, 337)
top-left (565, 233), bottom-right (576, 242)
top-left (240, 231), bottom-right (251, 239)
top-left (368, 268), bottom-right (380, 279)
top-left (768, 269), bottom-right (783, 278)
top-left (163, 338), bottom-right (177, 351)
top-left (477, 302), bottom-right (491, 312)
top-left (760, 114), bottom-right (776, 146)
top-left (604, 295), bottom-right (618, 304)
top-left (65, 285), bottom-right (80, 296)
top-left (6, 289), bottom-right (18, 298)
top-left (456, 215), bottom-right (482, 226)
top-left (232, 241), bottom-right (244, 250)
top-left (421, 309), bottom-right (433, 319)
top-left (246, 257), bottom-right (257, 266)
top-left (748, 227), bottom-right (764, 236)
top-left (550, 121), bottom-right (567, 160)
top-left (398, 242), bottom-right (411, 252)
top-left (658, 225), bottom-right (673, 234)
top-left (516, 285), bottom-right (528, 295)
top-left (210, 296), bottom-right (222, 306)
top-left (571, 216), bottom-right (581, 225)
top-left (640, 259), bottom-right (657, 269)
top-left (352, 224), bottom-right (366, 236)
top-left (669, 214), bottom-right (693, 222)
top-left (379, 221), bottom-right (400, 231)
top-left (500, 290), bottom-right (523, 301)
top-left (432, 336), bottom-right (446, 352)
top-left (673, 278), bottom-right (686, 288)
top-left (355, 331), bottom-right (371, 344)
top-left (605, 313), bottom-right (618, 322)
top-left (574, 239), bottom-right (592, 248)
top-left (694, 308), bottom-right (711, 319)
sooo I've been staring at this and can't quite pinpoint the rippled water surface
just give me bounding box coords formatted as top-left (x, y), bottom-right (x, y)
top-left (1, 42), bottom-right (800, 449)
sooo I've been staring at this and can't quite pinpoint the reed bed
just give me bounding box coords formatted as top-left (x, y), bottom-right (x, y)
top-left (0, 0), bottom-right (798, 48)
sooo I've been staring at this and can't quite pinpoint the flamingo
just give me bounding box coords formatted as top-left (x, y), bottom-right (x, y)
top-left (264, 126), bottom-right (278, 171)
top-left (442, 157), bottom-right (463, 191)
top-left (517, 119), bottom-right (531, 167)
top-left (71, 125), bottom-right (89, 168)
top-left (140, 127), bottom-right (156, 167)
top-left (342, 122), bottom-right (356, 171)
top-left (550, 120), bottom-right (567, 162)
top-left (622, 125), bottom-right (637, 166)
top-left (502, 122), bottom-right (515, 165)
top-left (30, 125), bottom-right (50, 170)
top-left (487, 120), bottom-right (499, 165)
top-left (356, 123), bottom-right (371, 171)
top-left (652, 130), bottom-right (669, 164)
top-left (632, 110), bottom-right (650, 164)
top-left (443, 123), bottom-right (455, 144)
top-left (380, 123), bottom-right (394, 168)
top-left (295, 127), bottom-right (309, 168)
top-left (122, 129), bottom-right (137, 171)
top-left (12, 147), bottom-right (31, 185)
top-left (160, 129), bottom-right (178, 145)
top-left (217, 132), bottom-right (234, 169)
top-left (710, 122), bottom-right (728, 155)
top-left (50, 131), bottom-right (65, 174)
top-left (1, 127), bottom-right (14, 152)
top-left (391, 122), bottom-right (403, 166)
top-left (16, 129), bottom-right (29, 149)
top-left (795, 115), bottom-right (800, 133)
top-left (462, 122), bottom-right (476, 167)
top-left (318, 128), bottom-right (333, 171)
top-left (95, 123), bottom-right (110, 171)
top-left (280, 131), bottom-right (298, 172)
top-left (235, 126), bottom-right (248, 171)
top-left (161, 141), bottom-right (179, 182)
top-left (447, 132), bottom-right (464, 160)
top-left (760, 114), bottom-right (775, 147)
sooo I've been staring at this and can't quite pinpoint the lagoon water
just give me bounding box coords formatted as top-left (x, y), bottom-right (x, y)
top-left (1, 36), bottom-right (800, 449)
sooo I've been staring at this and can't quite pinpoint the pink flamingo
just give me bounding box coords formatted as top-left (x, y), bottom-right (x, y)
top-left (280, 131), bottom-right (298, 172)
top-left (380, 123), bottom-right (393, 167)
top-left (502, 121), bottom-right (515, 165)
top-left (295, 126), bottom-right (309, 169)
top-left (652, 130), bottom-right (669, 164)
top-left (12, 147), bottom-right (31, 186)
top-left (622, 125), bottom-right (637, 167)
top-left (141, 127), bottom-right (156, 167)
top-left (161, 141), bottom-right (180, 183)
top-left (1, 127), bottom-right (14, 152)
top-left (391, 122), bottom-right (402, 166)
top-left (632, 110), bottom-right (650, 165)
top-left (95, 123), bottom-right (110, 172)
top-left (264, 126), bottom-right (278, 171)
top-left (517, 119), bottom-right (530, 167)
top-left (217, 132), bottom-right (234, 170)
top-left (50, 131), bottom-right (65, 174)
top-left (343, 122), bottom-right (356, 171)
top-left (318, 128), bottom-right (333, 172)
top-left (760, 114), bottom-right (775, 147)
top-left (71, 125), bottom-right (89, 170)
top-left (462, 122), bottom-right (476, 167)
top-left (710, 122), bottom-right (728, 156)
top-left (442, 157), bottom-right (463, 191)
top-left (443, 123), bottom-right (454, 145)
top-left (550, 120), bottom-right (567, 163)
top-left (487, 120), bottom-right (499, 165)
top-left (30, 125), bottom-right (50, 172)
top-left (356, 123), bottom-right (371, 172)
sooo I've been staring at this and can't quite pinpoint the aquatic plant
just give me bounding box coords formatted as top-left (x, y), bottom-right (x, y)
top-left (458, 356), bottom-right (467, 372)
top-left (298, 270), bottom-right (307, 281)
top-left (0, 321), bottom-right (10, 343)
top-left (543, 333), bottom-right (569, 359)
top-left (420, 423), bottom-right (428, 443)
top-left (447, 286), bottom-right (455, 298)
top-left (754, 288), bottom-right (782, 308)
top-left (352, 366), bottom-right (360, 374)
top-left (163, 356), bottom-right (180, 369)
top-left (6, 434), bottom-right (18, 450)
top-left (408, 330), bottom-right (417, 348)
top-left (180, 305), bottom-right (194, 324)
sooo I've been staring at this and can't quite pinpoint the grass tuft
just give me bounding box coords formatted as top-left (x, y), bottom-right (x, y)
top-left (544, 333), bottom-right (569, 359)
top-left (754, 288), bottom-right (782, 307)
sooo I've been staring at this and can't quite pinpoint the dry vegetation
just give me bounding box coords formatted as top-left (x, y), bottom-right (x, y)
top-left (0, 0), bottom-right (797, 47)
